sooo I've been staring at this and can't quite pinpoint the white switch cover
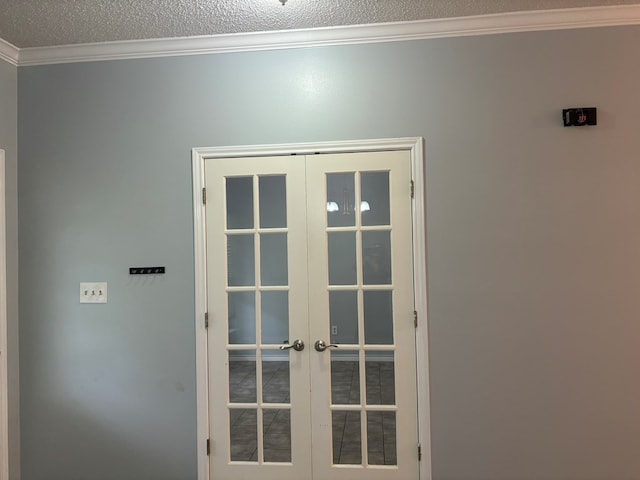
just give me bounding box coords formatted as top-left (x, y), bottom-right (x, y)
top-left (80, 282), bottom-right (108, 303)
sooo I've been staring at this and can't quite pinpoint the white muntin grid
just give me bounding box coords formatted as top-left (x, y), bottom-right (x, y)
top-left (224, 173), bottom-right (293, 464)
top-left (324, 170), bottom-right (398, 467)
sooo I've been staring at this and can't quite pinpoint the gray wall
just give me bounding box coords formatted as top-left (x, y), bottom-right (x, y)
top-left (18, 26), bottom-right (640, 480)
top-left (0, 58), bottom-right (19, 480)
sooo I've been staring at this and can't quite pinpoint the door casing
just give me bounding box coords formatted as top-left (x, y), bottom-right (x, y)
top-left (191, 138), bottom-right (432, 480)
top-left (0, 149), bottom-right (8, 480)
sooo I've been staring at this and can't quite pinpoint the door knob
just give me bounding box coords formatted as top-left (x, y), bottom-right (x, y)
top-left (314, 340), bottom-right (339, 352)
top-left (280, 339), bottom-right (305, 351)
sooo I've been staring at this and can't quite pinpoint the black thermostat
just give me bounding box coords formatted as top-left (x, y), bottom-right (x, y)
top-left (563, 107), bottom-right (597, 127)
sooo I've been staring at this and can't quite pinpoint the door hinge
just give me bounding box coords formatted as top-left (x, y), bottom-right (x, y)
top-left (202, 187), bottom-right (207, 205)
top-left (410, 180), bottom-right (415, 199)
top-left (413, 310), bottom-right (418, 328)
top-left (204, 312), bottom-right (209, 329)
top-left (417, 442), bottom-right (422, 461)
top-left (206, 438), bottom-right (210, 456)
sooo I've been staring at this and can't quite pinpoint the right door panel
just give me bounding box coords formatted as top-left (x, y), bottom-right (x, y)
top-left (306, 151), bottom-right (419, 480)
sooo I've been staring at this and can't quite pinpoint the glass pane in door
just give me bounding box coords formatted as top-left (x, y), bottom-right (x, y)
top-left (361, 172), bottom-right (390, 226)
top-left (362, 231), bottom-right (391, 285)
top-left (262, 353), bottom-right (290, 403)
top-left (329, 291), bottom-right (358, 345)
top-left (328, 232), bottom-right (357, 285)
top-left (228, 291), bottom-right (256, 344)
top-left (330, 350), bottom-right (360, 405)
top-left (363, 290), bottom-right (394, 345)
top-left (365, 351), bottom-right (395, 405)
top-left (366, 411), bottom-right (397, 465)
top-left (227, 235), bottom-right (255, 286)
top-left (263, 409), bottom-right (292, 462)
top-left (332, 410), bottom-right (362, 465)
top-left (230, 409), bottom-right (258, 462)
top-left (229, 350), bottom-right (257, 403)
top-left (259, 175), bottom-right (287, 229)
top-left (261, 291), bottom-right (289, 344)
top-left (226, 176), bottom-right (254, 229)
top-left (260, 233), bottom-right (288, 286)
top-left (327, 173), bottom-right (356, 227)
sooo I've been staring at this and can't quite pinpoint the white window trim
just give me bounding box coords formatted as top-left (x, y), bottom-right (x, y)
top-left (191, 138), bottom-right (431, 480)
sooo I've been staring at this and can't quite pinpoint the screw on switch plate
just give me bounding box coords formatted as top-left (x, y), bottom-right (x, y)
top-left (80, 282), bottom-right (108, 303)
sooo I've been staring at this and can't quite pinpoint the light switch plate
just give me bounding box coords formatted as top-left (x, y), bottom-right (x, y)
top-left (80, 282), bottom-right (108, 303)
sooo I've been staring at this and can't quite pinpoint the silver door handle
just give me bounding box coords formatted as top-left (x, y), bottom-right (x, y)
top-left (279, 339), bottom-right (305, 352)
top-left (314, 340), bottom-right (339, 352)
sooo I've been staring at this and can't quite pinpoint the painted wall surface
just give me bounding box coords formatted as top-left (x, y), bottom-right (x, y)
top-left (18, 26), bottom-right (640, 480)
top-left (0, 59), bottom-right (19, 480)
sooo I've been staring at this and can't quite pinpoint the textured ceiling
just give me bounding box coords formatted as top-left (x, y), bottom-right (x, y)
top-left (1, 0), bottom-right (639, 49)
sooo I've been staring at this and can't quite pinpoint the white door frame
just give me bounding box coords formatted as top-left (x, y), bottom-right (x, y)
top-left (191, 137), bottom-right (432, 480)
top-left (0, 149), bottom-right (9, 480)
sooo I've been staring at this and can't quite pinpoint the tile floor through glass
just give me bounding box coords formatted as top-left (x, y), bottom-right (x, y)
top-left (226, 360), bottom-right (397, 465)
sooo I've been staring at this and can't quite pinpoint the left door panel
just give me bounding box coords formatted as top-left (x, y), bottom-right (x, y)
top-left (205, 156), bottom-right (312, 480)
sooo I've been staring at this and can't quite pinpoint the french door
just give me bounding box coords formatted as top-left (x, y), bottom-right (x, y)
top-left (205, 151), bottom-right (418, 480)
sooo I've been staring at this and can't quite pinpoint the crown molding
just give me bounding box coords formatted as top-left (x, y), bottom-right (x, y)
top-left (11, 4), bottom-right (640, 66)
top-left (0, 38), bottom-right (18, 66)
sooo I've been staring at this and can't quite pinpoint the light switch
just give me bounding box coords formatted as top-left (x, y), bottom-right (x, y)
top-left (80, 282), bottom-right (108, 303)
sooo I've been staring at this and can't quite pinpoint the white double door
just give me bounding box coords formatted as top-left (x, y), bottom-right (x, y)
top-left (205, 151), bottom-right (419, 480)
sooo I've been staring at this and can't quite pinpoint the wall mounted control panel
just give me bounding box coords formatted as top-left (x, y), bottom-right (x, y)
top-left (563, 107), bottom-right (597, 126)
top-left (80, 282), bottom-right (108, 303)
